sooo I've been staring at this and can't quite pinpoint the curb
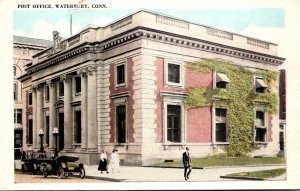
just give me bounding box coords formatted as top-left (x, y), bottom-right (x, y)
top-left (144, 164), bottom-right (284, 170)
top-left (143, 166), bottom-right (203, 169)
top-left (202, 164), bottom-right (285, 169)
top-left (220, 175), bottom-right (264, 180)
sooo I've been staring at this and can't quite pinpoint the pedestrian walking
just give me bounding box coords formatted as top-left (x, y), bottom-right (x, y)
top-left (109, 149), bottom-right (120, 173)
top-left (98, 150), bottom-right (109, 174)
top-left (182, 147), bottom-right (192, 181)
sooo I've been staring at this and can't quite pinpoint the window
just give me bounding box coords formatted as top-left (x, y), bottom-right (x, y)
top-left (116, 105), bottom-right (126, 143)
top-left (75, 77), bottom-right (81, 93)
top-left (45, 85), bottom-right (49, 102)
top-left (45, 116), bottom-right (49, 145)
top-left (28, 92), bottom-right (32, 105)
top-left (255, 77), bottom-right (267, 93)
top-left (167, 105), bottom-right (181, 142)
top-left (59, 81), bottom-right (64, 96)
top-left (168, 64), bottom-right (180, 84)
top-left (28, 119), bottom-right (33, 144)
top-left (115, 63), bottom-right (126, 87)
top-left (14, 109), bottom-right (22, 124)
top-left (14, 83), bottom-right (17, 100)
top-left (74, 110), bottom-right (81, 144)
top-left (255, 110), bottom-right (267, 142)
top-left (216, 72), bottom-right (230, 89)
top-left (165, 62), bottom-right (183, 87)
top-left (215, 108), bottom-right (227, 142)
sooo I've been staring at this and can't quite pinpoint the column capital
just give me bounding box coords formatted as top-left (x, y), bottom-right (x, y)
top-left (87, 66), bottom-right (96, 76)
top-left (77, 68), bottom-right (87, 77)
top-left (32, 83), bottom-right (43, 90)
top-left (60, 74), bottom-right (67, 82)
top-left (60, 74), bottom-right (72, 82)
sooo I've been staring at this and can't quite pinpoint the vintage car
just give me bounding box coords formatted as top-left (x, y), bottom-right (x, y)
top-left (21, 151), bottom-right (47, 174)
top-left (39, 155), bottom-right (85, 179)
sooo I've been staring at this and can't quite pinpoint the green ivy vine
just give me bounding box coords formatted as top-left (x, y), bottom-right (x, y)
top-left (184, 58), bottom-right (278, 157)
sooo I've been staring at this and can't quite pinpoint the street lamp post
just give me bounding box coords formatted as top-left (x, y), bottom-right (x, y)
top-left (52, 127), bottom-right (59, 157)
top-left (38, 129), bottom-right (44, 153)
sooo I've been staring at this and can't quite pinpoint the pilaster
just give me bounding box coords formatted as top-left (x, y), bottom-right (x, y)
top-left (87, 66), bottom-right (97, 150)
top-left (62, 75), bottom-right (73, 150)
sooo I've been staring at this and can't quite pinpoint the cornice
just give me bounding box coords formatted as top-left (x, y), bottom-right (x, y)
top-left (25, 27), bottom-right (285, 76)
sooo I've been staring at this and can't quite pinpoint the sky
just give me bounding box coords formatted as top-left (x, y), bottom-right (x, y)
top-left (13, 8), bottom-right (285, 44)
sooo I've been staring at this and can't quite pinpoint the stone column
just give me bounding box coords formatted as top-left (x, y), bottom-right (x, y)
top-left (48, 80), bottom-right (57, 149)
top-left (87, 66), bottom-right (97, 150)
top-left (32, 85), bottom-right (37, 149)
top-left (62, 74), bottom-right (73, 150)
top-left (79, 69), bottom-right (87, 149)
top-left (36, 84), bottom-right (44, 150)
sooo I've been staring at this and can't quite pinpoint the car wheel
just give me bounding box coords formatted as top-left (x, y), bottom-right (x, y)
top-left (40, 165), bottom-right (48, 178)
top-left (79, 168), bottom-right (85, 179)
top-left (58, 167), bottom-right (64, 179)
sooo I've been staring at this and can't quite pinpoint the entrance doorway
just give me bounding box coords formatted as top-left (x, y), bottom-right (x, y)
top-left (58, 112), bottom-right (64, 151)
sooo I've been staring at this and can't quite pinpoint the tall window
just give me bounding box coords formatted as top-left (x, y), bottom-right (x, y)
top-left (59, 81), bottom-right (64, 96)
top-left (28, 119), bottom-right (33, 144)
top-left (167, 105), bottom-right (181, 142)
top-left (215, 108), bottom-right (227, 142)
top-left (14, 109), bottom-right (22, 124)
top-left (45, 85), bottom-right (49, 102)
top-left (255, 77), bottom-right (267, 93)
top-left (168, 63), bottom-right (180, 84)
top-left (28, 92), bottom-right (32, 105)
top-left (116, 105), bottom-right (126, 143)
top-left (45, 116), bottom-right (49, 145)
top-left (116, 64), bottom-right (125, 87)
top-left (255, 110), bottom-right (267, 142)
top-left (216, 72), bottom-right (230, 89)
top-left (75, 77), bottom-right (81, 93)
top-left (74, 110), bottom-right (81, 144)
top-left (14, 83), bottom-right (17, 100)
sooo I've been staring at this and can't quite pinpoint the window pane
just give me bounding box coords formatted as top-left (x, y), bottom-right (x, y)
top-left (216, 123), bottom-right (227, 142)
top-left (255, 111), bottom-right (265, 126)
top-left (255, 128), bottom-right (266, 142)
top-left (216, 108), bottom-right (226, 122)
top-left (168, 64), bottom-right (180, 83)
top-left (117, 65), bottom-right (125, 85)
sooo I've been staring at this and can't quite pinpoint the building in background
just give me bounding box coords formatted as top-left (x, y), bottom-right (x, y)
top-left (19, 10), bottom-right (285, 165)
top-left (13, 36), bottom-right (51, 159)
top-left (279, 69), bottom-right (286, 156)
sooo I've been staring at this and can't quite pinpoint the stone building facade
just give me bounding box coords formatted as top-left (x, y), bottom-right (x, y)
top-left (19, 10), bottom-right (285, 165)
top-left (13, 36), bottom-right (51, 158)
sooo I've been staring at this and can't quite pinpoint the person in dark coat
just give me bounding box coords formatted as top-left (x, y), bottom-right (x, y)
top-left (182, 147), bottom-right (192, 181)
top-left (98, 150), bottom-right (109, 174)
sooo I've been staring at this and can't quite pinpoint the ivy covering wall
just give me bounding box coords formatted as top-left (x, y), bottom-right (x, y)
top-left (184, 58), bottom-right (278, 157)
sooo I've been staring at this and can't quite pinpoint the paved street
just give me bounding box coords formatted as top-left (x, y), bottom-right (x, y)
top-left (15, 161), bottom-right (286, 183)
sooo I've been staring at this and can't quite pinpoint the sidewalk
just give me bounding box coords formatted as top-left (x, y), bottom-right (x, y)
top-left (15, 160), bottom-right (286, 182)
top-left (83, 164), bottom-right (286, 182)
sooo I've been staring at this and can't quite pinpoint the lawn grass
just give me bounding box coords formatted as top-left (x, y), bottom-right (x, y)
top-left (151, 157), bottom-right (285, 168)
top-left (225, 168), bottom-right (286, 179)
